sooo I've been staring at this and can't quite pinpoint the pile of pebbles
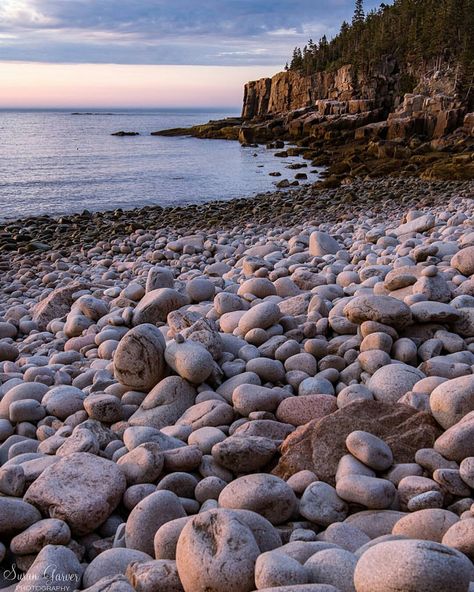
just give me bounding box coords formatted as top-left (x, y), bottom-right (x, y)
top-left (0, 180), bottom-right (473, 592)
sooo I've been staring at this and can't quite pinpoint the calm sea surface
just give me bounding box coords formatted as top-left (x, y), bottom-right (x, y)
top-left (0, 109), bottom-right (321, 221)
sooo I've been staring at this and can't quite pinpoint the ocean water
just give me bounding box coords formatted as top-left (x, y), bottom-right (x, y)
top-left (0, 109), bottom-right (321, 221)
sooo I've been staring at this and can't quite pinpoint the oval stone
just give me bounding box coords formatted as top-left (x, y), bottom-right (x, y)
top-left (218, 474), bottom-right (297, 525)
top-left (343, 295), bottom-right (412, 329)
top-left (114, 324), bottom-right (166, 391)
top-left (368, 364), bottom-right (425, 404)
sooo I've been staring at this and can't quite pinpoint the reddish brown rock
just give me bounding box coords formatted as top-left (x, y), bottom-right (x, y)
top-left (273, 400), bottom-right (441, 485)
top-left (242, 77), bottom-right (272, 120)
top-left (463, 112), bottom-right (474, 136)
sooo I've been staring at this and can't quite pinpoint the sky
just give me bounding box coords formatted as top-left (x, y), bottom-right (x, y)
top-left (0, 0), bottom-right (386, 108)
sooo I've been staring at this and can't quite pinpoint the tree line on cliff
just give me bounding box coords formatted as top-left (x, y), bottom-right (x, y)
top-left (287, 0), bottom-right (473, 101)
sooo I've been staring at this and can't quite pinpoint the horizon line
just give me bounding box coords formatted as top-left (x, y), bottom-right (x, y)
top-left (0, 106), bottom-right (242, 111)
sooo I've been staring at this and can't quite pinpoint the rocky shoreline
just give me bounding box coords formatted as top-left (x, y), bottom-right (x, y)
top-left (152, 114), bottom-right (474, 188)
top-left (0, 175), bottom-right (473, 591)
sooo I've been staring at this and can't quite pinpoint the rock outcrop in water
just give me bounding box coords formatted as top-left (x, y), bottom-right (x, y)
top-left (151, 118), bottom-right (242, 140)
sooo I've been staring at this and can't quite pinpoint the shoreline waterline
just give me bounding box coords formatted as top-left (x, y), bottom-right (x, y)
top-left (1, 176), bottom-right (472, 255)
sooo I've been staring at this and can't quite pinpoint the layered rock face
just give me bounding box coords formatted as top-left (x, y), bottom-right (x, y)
top-left (356, 93), bottom-right (468, 141)
top-left (242, 61), bottom-right (396, 120)
top-left (242, 58), bottom-right (399, 120)
top-left (241, 59), bottom-right (472, 147)
top-left (387, 93), bottom-right (466, 139)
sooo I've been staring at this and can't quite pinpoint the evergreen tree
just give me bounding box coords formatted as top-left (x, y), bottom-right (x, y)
top-left (290, 47), bottom-right (303, 71)
top-left (340, 21), bottom-right (350, 35)
top-left (352, 0), bottom-right (364, 25)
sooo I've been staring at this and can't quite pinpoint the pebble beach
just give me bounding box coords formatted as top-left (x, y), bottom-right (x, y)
top-left (0, 176), bottom-right (474, 592)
